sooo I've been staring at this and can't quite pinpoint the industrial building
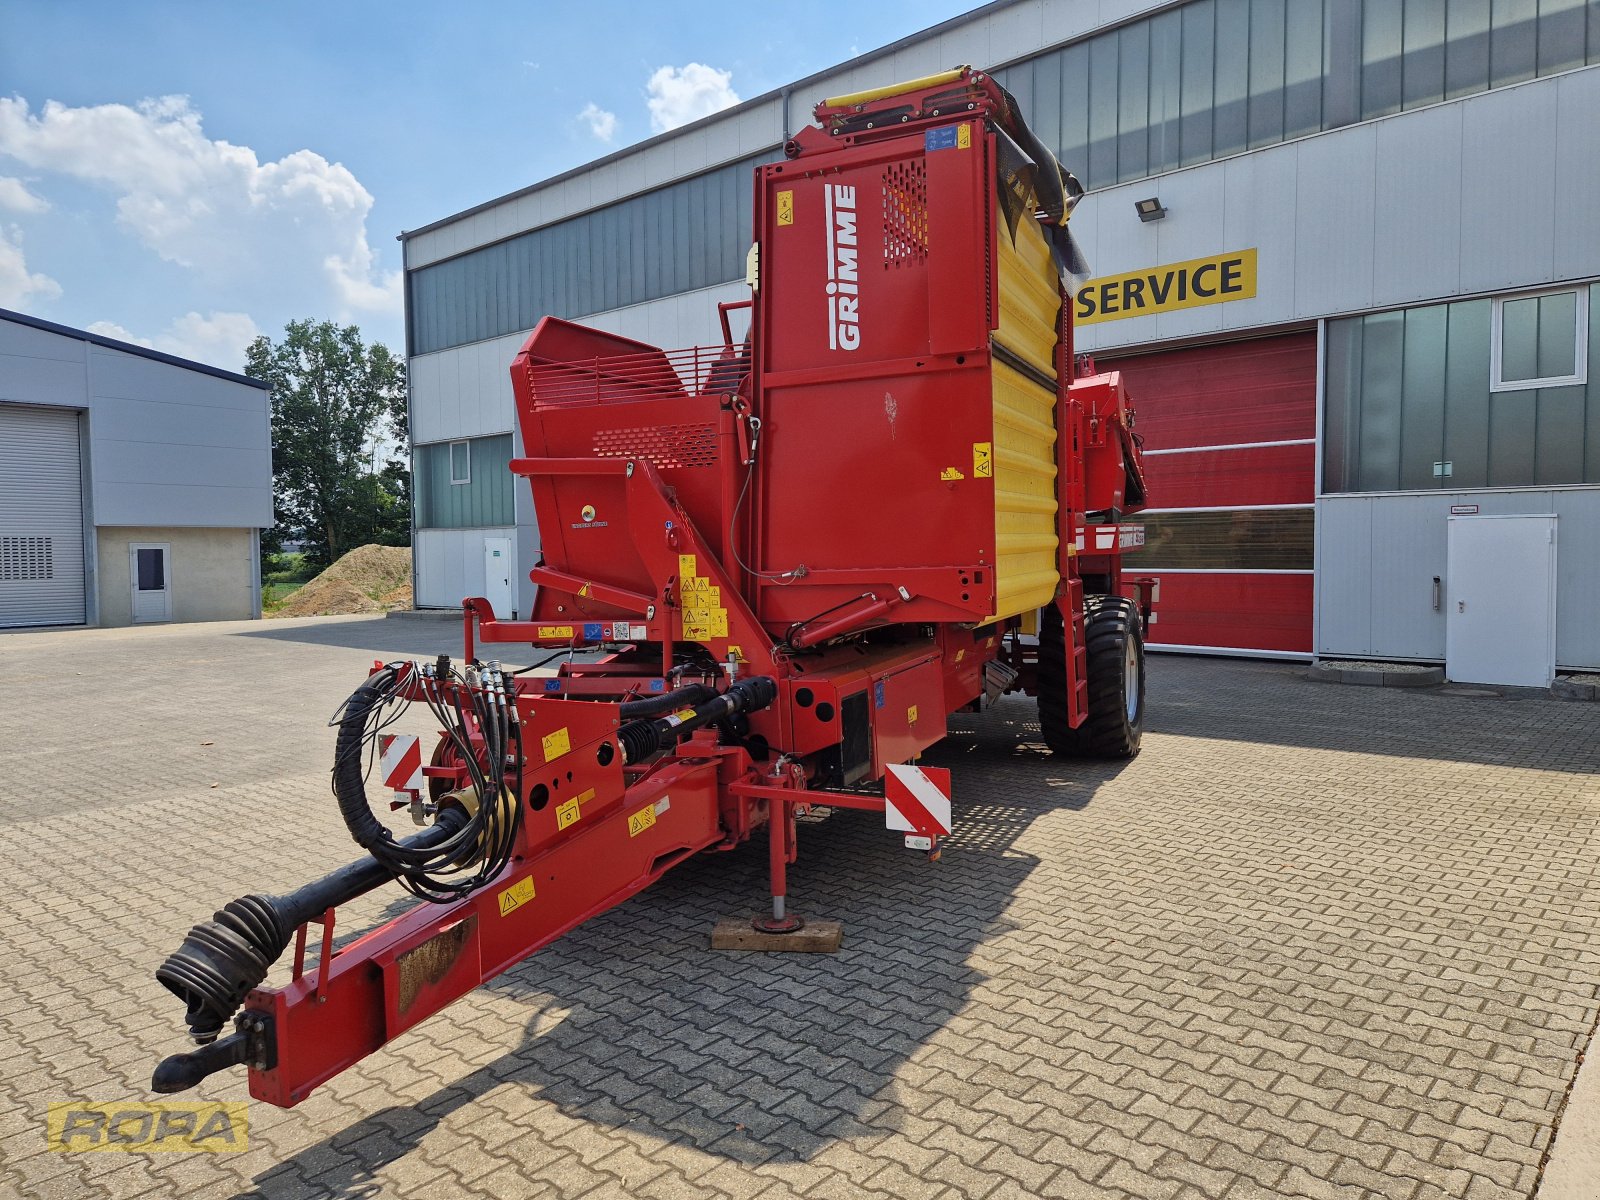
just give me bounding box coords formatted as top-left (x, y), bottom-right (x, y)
top-left (403, 0), bottom-right (1600, 682)
top-left (0, 308), bottom-right (272, 629)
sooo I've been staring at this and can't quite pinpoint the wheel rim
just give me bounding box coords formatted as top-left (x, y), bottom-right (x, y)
top-left (1123, 637), bottom-right (1139, 723)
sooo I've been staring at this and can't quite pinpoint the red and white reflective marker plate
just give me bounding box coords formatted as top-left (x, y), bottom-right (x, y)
top-left (379, 734), bottom-right (424, 793)
top-left (884, 763), bottom-right (952, 843)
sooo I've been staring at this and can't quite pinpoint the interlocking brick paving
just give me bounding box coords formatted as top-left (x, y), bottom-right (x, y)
top-left (1, 615), bottom-right (1596, 1199)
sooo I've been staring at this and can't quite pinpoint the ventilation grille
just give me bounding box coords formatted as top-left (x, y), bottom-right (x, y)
top-left (882, 160), bottom-right (928, 265)
top-left (592, 422), bottom-right (718, 469)
top-left (1, 536), bottom-right (53, 582)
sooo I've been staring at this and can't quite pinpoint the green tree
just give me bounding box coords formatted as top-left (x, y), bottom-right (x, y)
top-left (246, 320), bottom-right (409, 568)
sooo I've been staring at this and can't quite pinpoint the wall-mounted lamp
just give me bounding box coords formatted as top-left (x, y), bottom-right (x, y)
top-left (1135, 196), bottom-right (1167, 223)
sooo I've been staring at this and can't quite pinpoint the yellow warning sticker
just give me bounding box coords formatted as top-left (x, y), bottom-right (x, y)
top-left (541, 727), bottom-right (571, 762)
top-left (678, 554), bottom-right (697, 579)
top-left (673, 707), bottom-right (697, 722)
top-left (536, 625), bottom-right (574, 639)
top-left (776, 190), bottom-right (794, 226)
top-left (940, 466), bottom-right (965, 481)
top-left (710, 611), bottom-right (729, 637)
top-left (498, 877), bottom-right (536, 917)
top-left (908, 705), bottom-right (919, 724)
top-left (957, 123), bottom-right (972, 149)
top-left (683, 623), bottom-right (711, 640)
top-left (704, 586), bottom-right (720, 606)
top-left (972, 442), bottom-right (993, 478)
top-left (578, 582), bottom-right (592, 598)
top-left (555, 797), bottom-right (580, 830)
top-left (628, 805), bottom-right (657, 837)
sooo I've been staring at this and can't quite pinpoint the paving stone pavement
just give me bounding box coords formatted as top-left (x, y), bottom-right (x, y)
top-left (1, 614), bottom-right (1597, 1200)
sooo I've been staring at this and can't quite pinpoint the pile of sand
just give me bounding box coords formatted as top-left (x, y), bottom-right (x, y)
top-left (271, 545), bottom-right (413, 618)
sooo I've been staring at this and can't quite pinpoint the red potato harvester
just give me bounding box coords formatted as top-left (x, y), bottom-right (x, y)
top-left (152, 66), bottom-right (1152, 1107)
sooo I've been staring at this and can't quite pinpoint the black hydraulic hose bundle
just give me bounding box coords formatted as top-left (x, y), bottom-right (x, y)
top-left (617, 682), bottom-right (717, 719)
top-left (618, 676), bottom-right (778, 764)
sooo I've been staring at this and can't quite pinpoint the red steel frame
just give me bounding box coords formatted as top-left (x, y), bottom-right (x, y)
top-left (226, 67), bottom-right (1151, 1108)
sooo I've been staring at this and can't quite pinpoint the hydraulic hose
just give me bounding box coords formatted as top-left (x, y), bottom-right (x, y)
top-left (617, 683), bottom-right (717, 720)
top-left (618, 676), bottom-right (777, 764)
top-left (154, 808), bottom-right (469, 1045)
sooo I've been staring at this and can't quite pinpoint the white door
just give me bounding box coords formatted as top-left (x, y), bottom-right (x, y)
top-left (130, 543), bottom-right (172, 623)
top-left (1446, 516), bottom-right (1556, 687)
top-left (483, 537), bottom-right (514, 618)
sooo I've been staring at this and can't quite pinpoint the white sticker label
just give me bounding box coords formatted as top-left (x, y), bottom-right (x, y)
top-left (654, 796), bottom-right (671, 815)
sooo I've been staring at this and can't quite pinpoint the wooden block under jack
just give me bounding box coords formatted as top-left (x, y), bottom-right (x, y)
top-left (710, 917), bottom-right (843, 952)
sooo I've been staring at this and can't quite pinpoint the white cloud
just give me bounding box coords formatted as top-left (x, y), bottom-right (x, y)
top-left (0, 95), bottom-right (400, 319)
top-left (0, 176), bottom-right (48, 213)
top-left (645, 63), bottom-right (740, 133)
top-left (88, 310), bottom-right (260, 371)
top-left (577, 102), bottom-right (617, 143)
top-left (0, 224), bottom-right (61, 307)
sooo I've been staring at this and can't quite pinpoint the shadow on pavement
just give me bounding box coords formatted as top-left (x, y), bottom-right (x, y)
top-left (245, 698), bottom-right (1120, 1193)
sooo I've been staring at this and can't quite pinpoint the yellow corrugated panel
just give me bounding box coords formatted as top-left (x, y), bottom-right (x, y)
top-left (987, 216), bottom-right (1062, 622)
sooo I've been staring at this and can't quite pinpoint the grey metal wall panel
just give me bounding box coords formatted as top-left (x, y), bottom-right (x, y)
top-left (1372, 102), bottom-right (1463, 306)
top-left (0, 404), bottom-right (85, 627)
top-left (414, 526), bottom-right (516, 610)
top-left (1293, 122), bottom-right (1376, 319)
top-left (1314, 496), bottom-right (1373, 654)
top-left (1319, 487), bottom-right (1600, 667)
top-left (0, 352), bottom-right (87, 408)
top-left (1218, 143), bottom-right (1297, 332)
top-left (1553, 67), bottom-right (1600, 282)
top-left (1554, 489), bottom-right (1600, 667)
top-left (0, 319), bottom-right (85, 362)
top-left (1459, 82), bottom-right (1557, 295)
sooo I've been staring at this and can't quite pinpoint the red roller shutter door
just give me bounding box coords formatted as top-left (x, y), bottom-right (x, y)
top-left (1107, 332), bottom-right (1317, 655)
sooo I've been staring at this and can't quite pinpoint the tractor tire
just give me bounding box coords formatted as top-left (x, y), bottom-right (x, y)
top-left (1037, 595), bottom-right (1145, 759)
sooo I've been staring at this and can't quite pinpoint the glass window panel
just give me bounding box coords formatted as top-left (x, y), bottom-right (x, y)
top-left (1535, 385), bottom-right (1586, 482)
top-left (1322, 0), bottom-right (1364, 127)
top-left (1323, 315), bottom-right (1363, 493)
top-left (1399, 304), bottom-right (1448, 488)
top-left (1536, 291), bottom-right (1579, 378)
top-left (1180, 1), bottom-right (1218, 165)
top-left (1117, 22), bottom-right (1151, 182)
top-left (1361, 0), bottom-right (1404, 117)
top-left (1402, 0), bottom-right (1447, 107)
top-left (1214, 0), bottom-right (1252, 156)
top-left (1150, 10), bottom-right (1184, 174)
top-left (1060, 44), bottom-right (1091, 179)
top-left (1285, 0), bottom-right (1325, 136)
top-left (1488, 389), bottom-right (1538, 483)
top-left (1500, 295), bottom-right (1541, 381)
top-left (1358, 311), bottom-right (1405, 490)
top-left (1587, 293), bottom-right (1600, 482)
top-left (1538, 0), bottom-right (1588, 73)
top-left (1491, 0), bottom-right (1539, 85)
top-left (1447, 0), bottom-right (1494, 97)
top-left (1032, 49), bottom-right (1064, 160)
top-left (1444, 299), bottom-right (1493, 488)
top-left (1138, 509), bottom-right (1315, 570)
top-left (136, 548), bottom-right (164, 592)
top-left (1087, 31), bottom-right (1119, 188)
top-left (1249, 0), bottom-right (1288, 147)
top-left (450, 440), bottom-right (470, 483)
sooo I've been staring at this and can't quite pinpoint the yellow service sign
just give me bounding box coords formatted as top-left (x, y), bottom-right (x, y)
top-left (48, 1102), bottom-right (248, 1152)
top-left (1075, 248), bottom-right (1257, 325)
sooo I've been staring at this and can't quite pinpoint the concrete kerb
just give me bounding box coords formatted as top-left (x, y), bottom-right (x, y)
top-left (1307, 660), bottom-right (1446, 688)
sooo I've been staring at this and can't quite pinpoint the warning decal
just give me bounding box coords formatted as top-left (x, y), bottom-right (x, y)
top-left (379, 734), bottom-right (424, 793)
top-left (777, 190), bottom-right (794, 225)
top-left (972, 442), bottom-right (993, 478)
top-left (884, 763), bottom-right (953, 837)
top-left (628, 805), bottom-right (657, 837)
top-left (498, 877), bottom-right (536, 917)
top-left (541, 727), bottom-right (572, 763)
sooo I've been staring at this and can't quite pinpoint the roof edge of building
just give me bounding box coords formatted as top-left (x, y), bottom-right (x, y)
top-left (397, 0), bottom-right (1021, 246)
top-left (0, 306), bottom-right (268, 390)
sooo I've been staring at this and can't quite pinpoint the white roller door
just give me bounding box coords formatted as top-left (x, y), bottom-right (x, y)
top-left (0, 405), bottom-right (85, 627)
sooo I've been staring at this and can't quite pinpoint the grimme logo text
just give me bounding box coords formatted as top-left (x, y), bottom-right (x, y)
top-left (824, 183), bottom-right (860, 351)
top-left (48, 1102), bottom-right (248, 1152)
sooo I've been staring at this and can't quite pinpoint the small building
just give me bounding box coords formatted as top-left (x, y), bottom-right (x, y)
top-left (0, 308), bottom-right (272, 628)
top-left (401, 0), bottom-right (1600, 682)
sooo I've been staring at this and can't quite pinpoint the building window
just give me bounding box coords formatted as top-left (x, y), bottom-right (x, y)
top-left (994, 0), bottom-right (1600, 193)
top-left (406, 152), bottom-right (771, 357)
top-left (416, 434), bottom-right (514, 528)
top-left (1492, 290), bottom-right (1588, 392)
top-left (1324, 286), bottom-right (1600, 493)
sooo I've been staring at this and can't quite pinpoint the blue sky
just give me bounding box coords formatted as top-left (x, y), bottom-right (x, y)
top-left (0, 1), bottom-right (978, 368)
